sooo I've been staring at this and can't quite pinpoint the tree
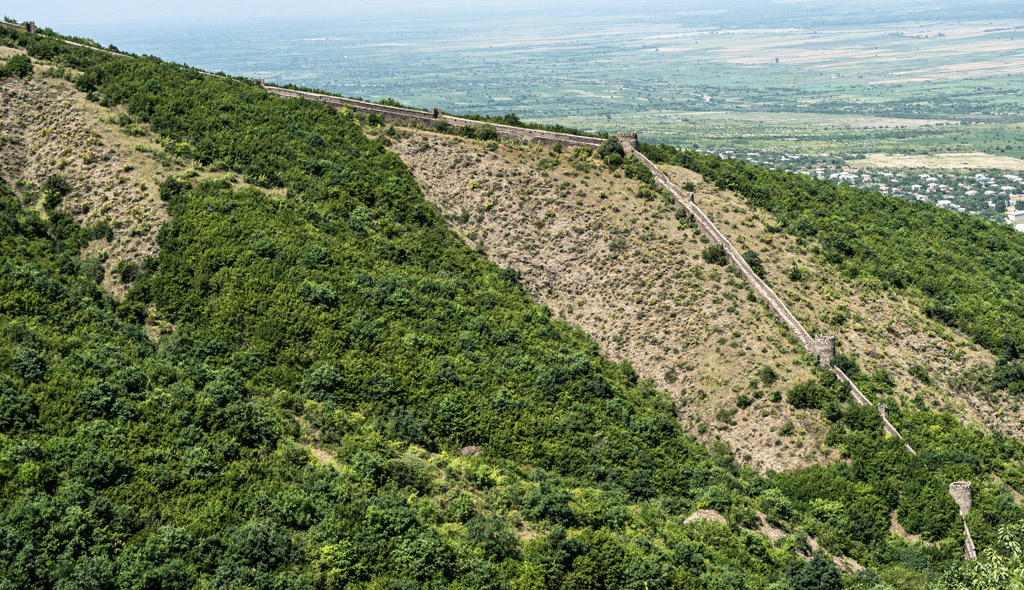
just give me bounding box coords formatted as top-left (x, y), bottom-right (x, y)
top-left (2, 53), bottom-right (33, 78)
top-left (702, 244), bottom-right (728, 266)
top-left (941, 522), bottom-right (1024, 589)
top-left (598, 137), bottom-right (624, 160)
top-left (789, 554), bottom-right (842, 590)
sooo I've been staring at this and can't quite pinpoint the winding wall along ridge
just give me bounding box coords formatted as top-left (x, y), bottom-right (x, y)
top-left (625, 145), bottom-right (915, 454)
top-left (0, 18), bottom-right (916, 453)
top-left (263, 85), bottom-right (606, 149)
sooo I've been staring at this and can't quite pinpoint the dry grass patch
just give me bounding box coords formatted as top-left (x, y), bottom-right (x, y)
top-left (388, 125), bottom-right (832, 472)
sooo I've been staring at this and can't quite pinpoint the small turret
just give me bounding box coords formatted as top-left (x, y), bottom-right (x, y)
top-left (813, 334), bottom-right (836, 367)
top-left (949, 482), bottom-right (977, 561)
top-left (949, 481), bottom-right (972, 516)
top-left (616, 131), bottom-right (639, 156)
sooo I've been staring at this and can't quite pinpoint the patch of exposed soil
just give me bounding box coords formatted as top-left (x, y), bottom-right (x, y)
top-left (683, 509), bottom-right (728, 526)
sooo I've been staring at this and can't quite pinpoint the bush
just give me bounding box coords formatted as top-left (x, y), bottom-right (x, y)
top-left (41, 175), bottom-right (71, 210)
top-left (908, 363), bottom-right (931, 384)
top-left (759, 366), bottom-right (779, 387)
top-left (115, 259), bottom-right (138, 284)
top-left (598, 137), bottom-right (624, 160)
top-left (742, 249), bottom-right (764, 278)
top-left (623, 156), bottom-right (654, 185)
top-left (159, 176), bottom-right (192, 201)
top-left (701, 244), bottom-right (728, 266)
top-left (833, 353), bottom-right (859, 376)
top-left (2, 53), bottom-right (32, 78)
top-left (786, 380), bottom-right (830, 409)
top-left (465, 124), bottom-right (498, 141)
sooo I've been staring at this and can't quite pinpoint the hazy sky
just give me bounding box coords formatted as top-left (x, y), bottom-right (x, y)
top-left (5, 0), bottom-right (607, 29)
top-left (7, 0), bottom-right (1020, 44)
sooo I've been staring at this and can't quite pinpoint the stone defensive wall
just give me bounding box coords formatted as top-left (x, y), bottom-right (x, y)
top-left (263, 85), bottom-right (605, 149)
top-left (628, 145), bottom-right (915, 453)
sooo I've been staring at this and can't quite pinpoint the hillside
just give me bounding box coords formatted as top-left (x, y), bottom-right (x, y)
top-left (0, 45), bottom-right (169, 296)
top-left (386, 125), bottom-right (1011, 472)
top-left (1, 23), bottom-right (1024, 590)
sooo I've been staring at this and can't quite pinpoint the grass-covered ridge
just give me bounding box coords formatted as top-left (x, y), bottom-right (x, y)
top-left (0, 23), bottom-right (1023, 589)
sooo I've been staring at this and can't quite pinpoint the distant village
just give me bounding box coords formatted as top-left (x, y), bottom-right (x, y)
top-left (702, 149), bottom-right (1024, 231)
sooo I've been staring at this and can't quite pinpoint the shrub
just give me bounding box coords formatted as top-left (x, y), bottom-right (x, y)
top-left (298, 280), bottom-right (338, 308)
top-left (786, 380), bottom-right (830, 409)
top-left (598, 136), bottom-right (624, 160)
top-left (701, 244), bottom-right (728, 266)
top-left (159, 176), bottom-right (191, 201)
top-left (623, 157), bottom-right (654, 185)
top-left (759, 366), bottom-right (779, 387)
top-left (465, 124), bottom-right (498, 141)
top-left (787, 266), bottom-right (808, 281)
top-left (41, 175), bottom-right (71, 209)
top-left (833, 353), bottom-right (859, 376)
top-left (2, 53), bottom-right (32, 78)
top-left (742, 249), bottom-right (764, 278)
top-left (115, 259), bottom-right (138, 284)
top-left (908, 363), bottom-right (931, 384)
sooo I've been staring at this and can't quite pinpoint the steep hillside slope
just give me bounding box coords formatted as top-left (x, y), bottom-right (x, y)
top-left (2, 23), bottom-right (1023, 590)
top-left (0, 47), bottom-right (168, 295)
top-left (658, 163), bottom-right (1012, 435)
top-left (0, 29), bottom-right (803, 590)
top-left (388, 128), bottom-right (828, 471)
top-left (387, 126), bottom-right (1011, 471)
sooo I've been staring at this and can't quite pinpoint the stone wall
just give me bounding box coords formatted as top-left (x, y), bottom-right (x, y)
top-left (949, 483), bottom-right (977, 560)
top-left (630, 148), bottom-right (917, 454)
top-left (0, 21), bottom-right (27, 33)
top-left (264, 85), bottom-right (606, 149)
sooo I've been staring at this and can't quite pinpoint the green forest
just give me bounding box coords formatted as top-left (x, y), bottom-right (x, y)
top-left (1, 24), bottom-right (1023, 589)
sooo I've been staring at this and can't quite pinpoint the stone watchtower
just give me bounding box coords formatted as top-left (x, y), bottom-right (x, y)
top-left (813, 335), bottom-right (836, 367)
top-left (616, 131), bottom-right (639, 156)
top-left (26, 21), bottom-right (36, 33)
top-left (949, 481), bottom-right (972, 516)
top-left (949, 482), bottom-right (977, 561)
